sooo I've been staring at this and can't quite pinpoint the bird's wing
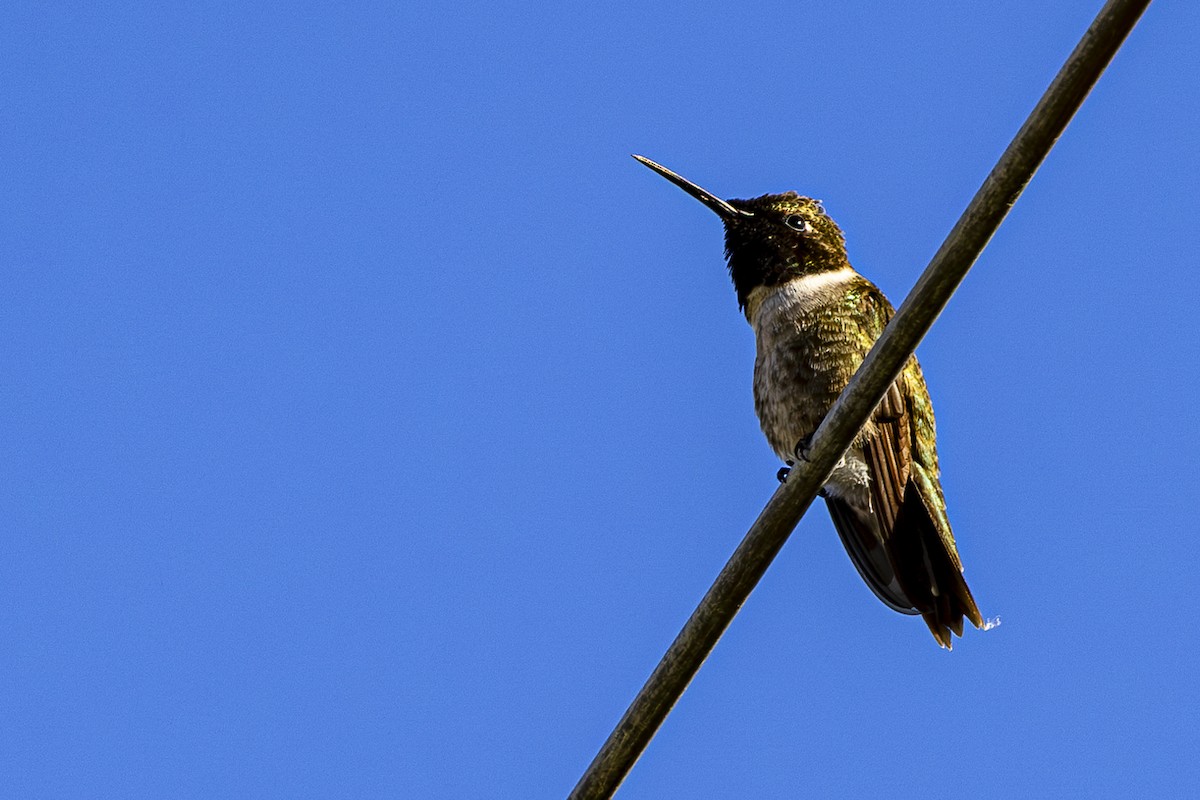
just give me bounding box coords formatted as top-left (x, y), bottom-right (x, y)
top-left (817, 284), bottom-right (918, 615)
top-left (855, 286), bottom-right (983, 647)
top-left (825, 494), bottom-right (919, 615)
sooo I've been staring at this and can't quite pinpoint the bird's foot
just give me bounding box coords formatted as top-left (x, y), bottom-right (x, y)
top-left (777, 460), bottom-right (830, 497)
top-left (793, 433), bottom-right (815, 463)
top-left (778, 456), bottom-right (832, 498)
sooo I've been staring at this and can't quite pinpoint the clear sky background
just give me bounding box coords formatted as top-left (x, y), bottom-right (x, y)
top-left (4, 2), bottom-right (1197, 798)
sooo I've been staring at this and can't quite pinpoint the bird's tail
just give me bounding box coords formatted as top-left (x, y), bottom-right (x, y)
top-left (888, 481), bottom-right (983, 649)
top-left (826, 483), bottom-right (983, 649)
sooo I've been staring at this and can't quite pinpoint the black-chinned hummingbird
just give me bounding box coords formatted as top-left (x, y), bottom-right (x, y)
top-left (634, 154), bottom-right (983, 648)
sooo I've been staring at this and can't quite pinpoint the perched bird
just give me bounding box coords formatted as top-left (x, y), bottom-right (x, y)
top-left (634, 155), bottom-right (983, 648)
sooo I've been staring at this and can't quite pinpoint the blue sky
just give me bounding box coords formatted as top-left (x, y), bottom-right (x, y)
top-left (4, 2), bottom-right (1197, 798)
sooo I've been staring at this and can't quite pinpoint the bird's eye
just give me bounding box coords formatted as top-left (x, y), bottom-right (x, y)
top-left (784, 215), bottom-right (811, 233)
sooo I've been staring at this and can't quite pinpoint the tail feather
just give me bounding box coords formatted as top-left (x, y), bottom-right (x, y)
top-left (923, 616), bottom-right (953, 649)
top-left (947, 608), bottom-right (965, 638)
top-left (891, 481), bottom-right (982, 648)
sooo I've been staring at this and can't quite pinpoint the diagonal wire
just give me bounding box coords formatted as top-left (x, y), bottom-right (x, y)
top-left (569, 1), bottom-right (1153, 797)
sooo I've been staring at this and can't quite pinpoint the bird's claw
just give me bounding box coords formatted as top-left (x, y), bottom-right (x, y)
top-left (793, 433), bottom-right (815, 463)
top-left (778, 458), bottom-right (829, 497)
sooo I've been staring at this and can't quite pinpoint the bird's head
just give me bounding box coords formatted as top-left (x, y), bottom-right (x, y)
top-left (634, 155), bottom-right (849, 312)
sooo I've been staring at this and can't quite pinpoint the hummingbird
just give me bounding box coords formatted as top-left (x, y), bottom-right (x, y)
top-left (634, 155), bottom-right (983, 648)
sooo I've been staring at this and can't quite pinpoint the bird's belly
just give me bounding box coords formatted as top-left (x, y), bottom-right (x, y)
top-left (753, 332), bottom-right (876, 510)
top-left (752, 342), bottom-right (858, 459)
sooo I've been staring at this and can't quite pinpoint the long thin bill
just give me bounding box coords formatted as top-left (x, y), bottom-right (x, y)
top-left (632, 155), bottom-right (752, 219)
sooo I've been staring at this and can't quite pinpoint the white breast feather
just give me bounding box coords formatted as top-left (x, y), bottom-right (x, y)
top-left (745, 267), bottom-right (857, 332)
